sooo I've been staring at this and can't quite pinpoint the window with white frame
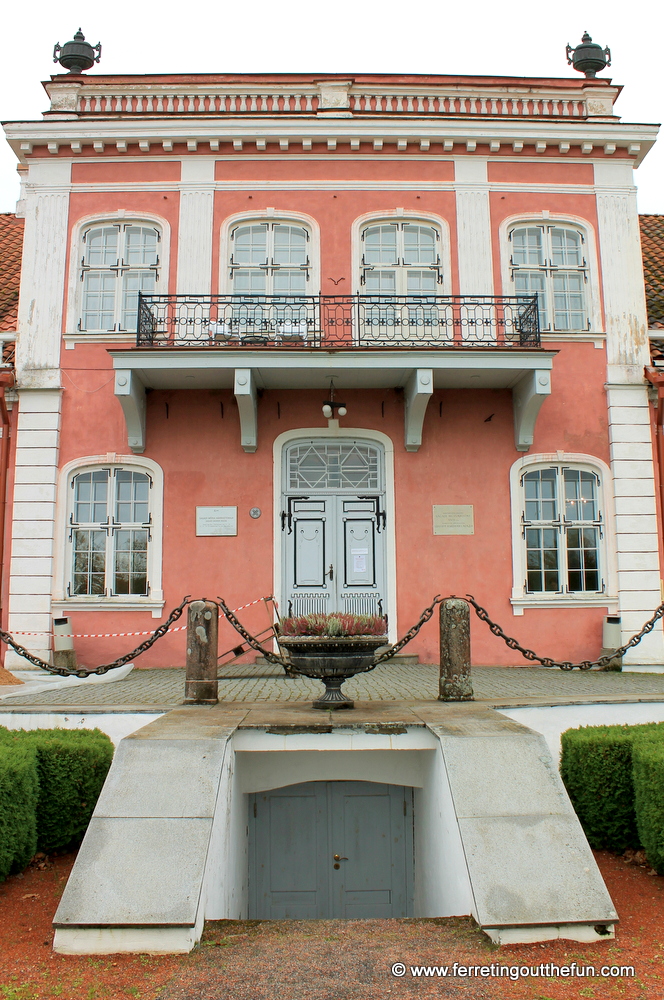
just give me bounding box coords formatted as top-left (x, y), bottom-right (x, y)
top-left (509, 224), bottom-right (588, 332)
top-left (229, 222), bottom-right (310, 294)
top-left (68, 467), bottom-right (152, 597)
top-left (79, 223), bottom-right (160, 332)
top-left (521, 465), bottom-right (603, 594)
top-left (360, 222), bottom-right (442, 293)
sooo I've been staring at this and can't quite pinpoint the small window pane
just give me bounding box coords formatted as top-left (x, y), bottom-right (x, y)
top-left (115, 471), bottom-right (150, 524)
top-left (85, 227), bottom-right (119, 267)
top-left (273, 225), bottom-right (307, 265)
top-left (121, 270), bottom-right (156, 331)
top-left (566, 525), bottom-right (599, 592)
top-left (550, 228), bottom-right (582, 267)
top-left (364, 225), bottom-right (398, 264)
top-left (113, 529), bottom-right (148, 595)
top-left (82, 272), bottom-right (117, 331)
top-left (553, 272), bottom-right (586, 331)
top-left (524, 469), bottom-right (557, 521)
top-left (233, 269), bottom-right (267, 294)
top-left (514, 271), bottom-right (548, 329)
top-left (406, 271), bottom-right (437, 294)
top-left (512, 228), bottom-right (544, 266)
top-left (564, 469), bottom-right (597, 521)
top-left (273, 270), bottom-right (307, 294)
top-left (124, 226), bottom-right (159, 266)
top-left (365, 271), bottom-right (396, 294)
top-left (73, 529), bottom-right (106, 595)
top-left (403, 225), bottom-right (436, 265)
top-left (74, 470), bottom-right (109, 523)
top-left (526, 526), bottom-right (560, 592)
top-left (234, 225), bottom-right (268, 264)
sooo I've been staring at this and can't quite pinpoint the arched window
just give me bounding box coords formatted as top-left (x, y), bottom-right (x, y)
top-left (68, 465), bottom-right (152, 597)
top-left (521, 464), bottom-right (603, 594)
top-left (509, 224), bottom-right (588, 332)
top-left (360, 222), bottom-right (442, 293)
top-left (79, 223), bottom-right (161, 333)
top-left (229, 222), bottom-right (310, 294)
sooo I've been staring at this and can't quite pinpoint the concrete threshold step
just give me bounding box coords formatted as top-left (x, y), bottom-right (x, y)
top-left (252, 653), bottom-right (420, 666)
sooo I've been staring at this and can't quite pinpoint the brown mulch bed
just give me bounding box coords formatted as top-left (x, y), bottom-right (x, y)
top-left (0, 850), bottom-right (662, 999)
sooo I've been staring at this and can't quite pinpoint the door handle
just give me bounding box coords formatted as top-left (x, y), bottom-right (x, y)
top-left (325, 564), bottom-right (334, 581)
top-left (333, 855), bottom-right (348, 861)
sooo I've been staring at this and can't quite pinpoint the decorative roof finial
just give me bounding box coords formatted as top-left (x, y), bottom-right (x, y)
top-left (53, 29), bottom-right (102, 74)
top-left (566, 32), bottom-right (611, 78)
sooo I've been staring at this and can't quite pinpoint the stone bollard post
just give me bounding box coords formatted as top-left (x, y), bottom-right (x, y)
top-left (184, 600), bottom-right (219, 704)
top-left (438, 598), bottom-right (474, 701)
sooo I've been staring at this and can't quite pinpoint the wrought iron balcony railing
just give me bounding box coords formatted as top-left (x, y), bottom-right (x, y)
top-left (136, 293), bottom-right (540, 349)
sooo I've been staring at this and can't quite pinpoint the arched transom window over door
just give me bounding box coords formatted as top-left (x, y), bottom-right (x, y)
top-left (360, 222), bottom-right (442, 294)
top-left (230, 222), bottom-right (310, 295)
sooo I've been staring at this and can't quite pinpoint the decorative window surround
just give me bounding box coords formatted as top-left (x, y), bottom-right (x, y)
top-left (499, 213), bottom-right (601, 334)
top-left (220, 210), bottom-right (320, 295)
top-left (65, 211), bottom-right (171, 338)
top-left (351, 210), bottom-right (451, 297)
top-left (52, 455), bottom-right (164, 618)
top-left (510, 452), bottom-right (618, 617)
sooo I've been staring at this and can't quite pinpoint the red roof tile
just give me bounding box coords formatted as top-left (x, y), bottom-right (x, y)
top-left (640, 214), bottom-right (664, 330)
top-left (0, 214), bottom-right (23, 333)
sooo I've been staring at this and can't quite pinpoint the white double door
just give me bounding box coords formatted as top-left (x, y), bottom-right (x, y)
top-left (283, 493), bottom-right (386, 619)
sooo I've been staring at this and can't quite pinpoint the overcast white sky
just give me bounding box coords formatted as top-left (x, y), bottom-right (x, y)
top-left (1, 0), bottom-right (662, 214)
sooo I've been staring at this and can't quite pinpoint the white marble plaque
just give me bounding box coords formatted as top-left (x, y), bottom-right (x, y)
top-left (433, 505), bottom-right (474, 536)
top-left (196, 506), bottom-right (237, 536)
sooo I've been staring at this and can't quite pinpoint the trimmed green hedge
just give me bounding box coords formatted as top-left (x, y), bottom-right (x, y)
top-left (633, 739), bottom-right (664, 874)
top-left (560, 721), bottom-right (664, 861)
top-left (0, 741), bottom-right (38, 880)
top-left (0, 726), bottom-right (113, 876)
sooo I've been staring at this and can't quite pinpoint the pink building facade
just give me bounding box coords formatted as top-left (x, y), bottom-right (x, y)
top-left (2, 70), bottom-right (661, 669)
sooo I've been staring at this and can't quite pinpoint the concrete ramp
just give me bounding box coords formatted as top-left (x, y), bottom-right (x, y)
top-left (53, 710), bottom-right (243, 954)
top-left (53, 702), bottom-right (617, 952)
top-left (427, 711), bottom-right (618, 943)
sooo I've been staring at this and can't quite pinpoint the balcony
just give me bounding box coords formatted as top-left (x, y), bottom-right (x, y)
top-left (136, 293), bottom-right (540, 350)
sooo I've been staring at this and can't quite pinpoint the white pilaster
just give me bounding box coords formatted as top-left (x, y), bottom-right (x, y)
top-left (17, 160), bottom-right (71, 389)
top-left (606, 381), bottom-right (663, 664)
top-left (454, 159), bottom-right (494, 295)
top-left (6, 389), bottom-right (62, 668)
top-left (594, 161), bottom-right (649, 368)
top-left (176, 159), bottom-right (215, 295)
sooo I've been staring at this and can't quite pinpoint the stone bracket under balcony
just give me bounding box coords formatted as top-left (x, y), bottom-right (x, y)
top-left (110, 350), bottom-right (555, 455)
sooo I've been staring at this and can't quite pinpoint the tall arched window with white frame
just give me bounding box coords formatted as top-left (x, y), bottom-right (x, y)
top-left (69, 466), bottom-right (152, 597)
top-left (79, 222), bottom-right (161, 333)
top-left (509, 224), bottom-right (588, 332)
top-left (521, 464), bottom-right (603, 594)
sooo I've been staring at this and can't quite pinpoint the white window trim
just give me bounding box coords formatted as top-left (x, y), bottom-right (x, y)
top-left (219, 209), bottom-right (320, 294)
top-left (352, 210), bottom-right (452, 296)
top-left (498, 212), bottom-right (602, 337)
top-left (510, 452), bottom-right (618, 615)
top-left (64, 211), bottom-right (171, 341)
top-left (53, 454), bottom-right (165, 616)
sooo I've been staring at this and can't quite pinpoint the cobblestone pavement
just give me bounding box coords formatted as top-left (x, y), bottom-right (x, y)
top-left (2, 661), bottom-right (664, 708)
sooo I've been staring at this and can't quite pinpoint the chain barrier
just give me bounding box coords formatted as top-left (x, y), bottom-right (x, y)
top-left (0, 596), bottom-right (191, 678)
top-left (465, 594), bottom-right (664, 671)
top-left (372, 594), bottom-right (443, 665)
top-left (217, 597), bottom-right (287, 665)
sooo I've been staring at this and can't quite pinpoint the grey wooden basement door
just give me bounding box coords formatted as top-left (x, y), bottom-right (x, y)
top-left (249, 780), bottom-right (413, 919)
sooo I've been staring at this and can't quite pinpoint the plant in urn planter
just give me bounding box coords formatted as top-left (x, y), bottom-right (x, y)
top-left (277, 613), bottom-right (390, 709)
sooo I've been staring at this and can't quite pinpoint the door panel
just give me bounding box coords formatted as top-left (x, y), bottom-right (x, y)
top-left (344, 518), bottom-right (376, 588)
top-left (294, 518), bottom-right (326, 587)
top-left (249, 781), bottom-right (412, 919)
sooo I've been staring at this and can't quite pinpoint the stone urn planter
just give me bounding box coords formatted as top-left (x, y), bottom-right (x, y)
top-left (278, 632), bottom-right (390, 709)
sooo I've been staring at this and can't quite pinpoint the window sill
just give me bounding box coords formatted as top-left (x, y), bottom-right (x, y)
top-left (511, 595), bottom-right (618, 616)
top-left (52, 599), bottom-right (165, 620)
top-left (64, 333), bottom-right (135, 350)
top-left (540, 333), bottom-right (606, 349)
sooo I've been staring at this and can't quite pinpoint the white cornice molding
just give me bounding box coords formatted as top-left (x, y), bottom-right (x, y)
top-left (4, 118), bottom-right (658, 167)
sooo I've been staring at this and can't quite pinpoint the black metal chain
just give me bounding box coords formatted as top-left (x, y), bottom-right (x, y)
top-left (217, 597), bottom-right (287, 666)
top-left (372, 595), bottom-right (443, 665)
top-left (465, 593), bottom-right (664, 671)
top-left (0, 595), bottom-right (191, 678)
